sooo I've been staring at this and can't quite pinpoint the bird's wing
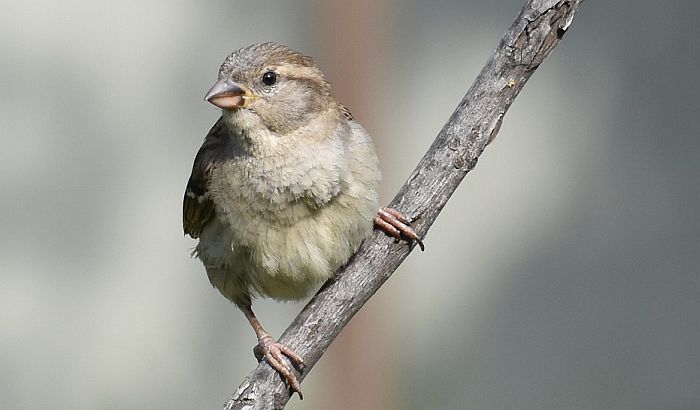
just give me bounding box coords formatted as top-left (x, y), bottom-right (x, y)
top-left (339, 104), bottom-right (354, 121)
top-left (183, 117), bottom-right (227, 239)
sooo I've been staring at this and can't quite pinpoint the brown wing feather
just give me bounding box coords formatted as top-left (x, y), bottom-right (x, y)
top-left (183, 117), bottom-right (228, 238)
top-left (339, 104), bottom-right (354, 121)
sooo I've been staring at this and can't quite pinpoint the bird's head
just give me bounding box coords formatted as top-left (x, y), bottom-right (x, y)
top-left (205, 42), bottom-right (336, 135)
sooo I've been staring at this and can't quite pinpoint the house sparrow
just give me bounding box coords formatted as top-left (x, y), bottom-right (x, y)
top-left (183, 42), bottom-right (423, 398)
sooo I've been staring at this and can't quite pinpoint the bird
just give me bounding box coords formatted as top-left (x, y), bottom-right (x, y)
top-left (183, 42), bottom-right (423, 399)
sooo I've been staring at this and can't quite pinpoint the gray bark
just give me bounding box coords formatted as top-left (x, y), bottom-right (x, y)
top-left (225, 1), bottom-right (585, 408)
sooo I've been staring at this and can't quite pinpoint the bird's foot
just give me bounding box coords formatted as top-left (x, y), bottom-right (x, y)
top-left (253, 335), bottom-right (306, 399)
top-left (374, 207), bottom-right (425, 251)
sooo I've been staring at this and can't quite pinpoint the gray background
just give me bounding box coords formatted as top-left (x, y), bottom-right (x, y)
top-left (2, 1), bottom-right (698, 409)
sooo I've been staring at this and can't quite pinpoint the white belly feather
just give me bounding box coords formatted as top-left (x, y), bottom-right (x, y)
top-left (195, 117), bottom-right (380, 303)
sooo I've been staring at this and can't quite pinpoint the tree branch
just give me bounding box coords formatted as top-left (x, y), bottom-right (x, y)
top-left (225, 1), bottom-right (584, 408)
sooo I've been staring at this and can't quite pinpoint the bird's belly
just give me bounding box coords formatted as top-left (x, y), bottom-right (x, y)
top-left (197, 193), bottom-right (375, 302)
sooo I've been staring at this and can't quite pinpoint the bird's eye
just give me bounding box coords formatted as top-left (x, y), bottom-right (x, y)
top-left (261, 71), bottom-right (277, 86)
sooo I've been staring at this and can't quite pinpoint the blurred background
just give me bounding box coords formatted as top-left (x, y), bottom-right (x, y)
top-left (2, 1), bottom-right (699, 409)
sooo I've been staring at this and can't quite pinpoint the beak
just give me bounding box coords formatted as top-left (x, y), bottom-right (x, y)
top-left (204, 78), bottom-right (247, 109)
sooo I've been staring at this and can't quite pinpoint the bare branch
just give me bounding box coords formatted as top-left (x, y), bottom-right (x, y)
top-left (225, 1), bottom-right (585, 408)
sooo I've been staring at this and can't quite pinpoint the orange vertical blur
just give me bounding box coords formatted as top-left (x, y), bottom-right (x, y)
top-left (314, 1), bottom-right (395, 410)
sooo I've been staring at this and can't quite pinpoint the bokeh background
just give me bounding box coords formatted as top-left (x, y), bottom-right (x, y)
top-left (2, 1), bottom-right (699, 409)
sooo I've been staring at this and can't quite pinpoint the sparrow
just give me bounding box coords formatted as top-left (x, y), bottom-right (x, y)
top-left (183, 42), bottom-right (423, 399)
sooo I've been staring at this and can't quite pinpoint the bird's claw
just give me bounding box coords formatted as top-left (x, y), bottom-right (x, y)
top-left (254, 336), bottom-right (306, 399)
top-left (374, 207), bottom-right (425, 251)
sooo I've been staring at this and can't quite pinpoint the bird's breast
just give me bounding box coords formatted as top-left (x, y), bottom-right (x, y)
top-left (201, 175), bottom-right (376, 300)
top-left (197, 115), bottom-right (381, 301)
